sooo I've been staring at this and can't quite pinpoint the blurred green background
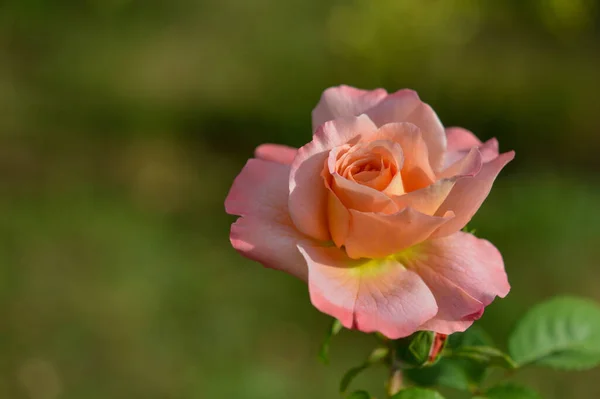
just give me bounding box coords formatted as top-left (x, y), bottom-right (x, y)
top-left (1, 0), bottom-right (600, 398)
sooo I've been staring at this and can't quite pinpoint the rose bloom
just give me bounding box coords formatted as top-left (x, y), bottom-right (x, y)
top-left (225, 86), bottom-right (514, 338)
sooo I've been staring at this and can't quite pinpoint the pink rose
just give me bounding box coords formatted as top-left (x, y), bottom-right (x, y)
top-left (225, 86), bottom-right (514, 338)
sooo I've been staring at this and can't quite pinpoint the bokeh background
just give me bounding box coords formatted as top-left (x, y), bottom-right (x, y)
top-left (1, 0), bottom-right (600, 398)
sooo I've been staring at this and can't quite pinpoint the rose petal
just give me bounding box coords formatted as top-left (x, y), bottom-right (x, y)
top-left (392, 180), bottom-right (457, 215)
top-left (327, 140), bottom-right (403, 214)
top-left (326, 185), bottom-right (350, 248)
top-left (432, 151), bottom-right (515, 238)
top-left (384, 172), bottom-right (405, 196)
top-left (410, 232), bottom-right (510, 333)
top-left (254, 144), bottom-right (298, 165)
top-left (298, 242), bottom-right (438, 339)
top-left (392, 148), bottom-right (482, 215)
top-left (334, 140), bottom-right (401, 192)
top-left (311, 85), bottom-right (388, 132)
top-left (289, 115), bottom-right (378, 240)
top-left (444, 127), bottom-right (500, 168)
top-left (480, 138), bottom-right (500, 162)
top-left (446, 127), bottom-right (482, 152)
top-left (437, 147), bottom-right (483, 180)
top-left (373, 122), bottom-right (437, 192)
top-left (367, 90), bottom-right (447, 171)
top-left (331, 173), bottom-right (399, 214)
top-left (225, 159), bottom-right (308, 280)
top-left (344, 208), bottom-right (454, 259)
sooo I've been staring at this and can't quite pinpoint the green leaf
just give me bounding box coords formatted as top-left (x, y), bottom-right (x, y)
top-left (392, 387), bottom-right (446, 398)
top-left (409, 331), bottom-right (435, 365)
top-left (339, 347), bottom-right (389, 393)
top-left (508, 296), bottom-right (600, 370)
top-left (451, 346), bottom-right (517, 369)
top-left (404, 357), bottom-right (485, 392)
top-left (448, 326), bottom-right (494, 349)
top-left (347, 390), bottom-right (373, 399)
top-left (405, 327), bottom-right (496, 392)
top-left (474, 383), bottom-right (542, 399)
top-left (319, 318), bottom-right (343, 364)
top-left (395, 331), bottom-right (434, 367)
top-left (533, 349), bottom-right (600, 370)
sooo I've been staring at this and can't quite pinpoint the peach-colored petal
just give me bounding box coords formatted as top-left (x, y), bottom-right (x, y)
top-left (344, 208), bottom-right (454, 259)
top-left (326, 140), bottom-right (402, 214)
top-left (367, 90), bottom-right (447, 171)
top-left (437, 147), bottom-right (483, 180)
top-left (373, 123), bottom-right (436, 192)
top-left (254, 144), bottom-right (298, 165)
top-left (326, 186), bottom-right (350, 248)
top-left (332, 139), bottom-right (404, 195)
top-left (392, 149), bottom-right (482, 215)
top-left (444, 127), bottom-right (500, 168)
top-left (383, 172), bottom-right (405, 196)
top-left (311, 85), bottom-right (388, 132)
top-left (331, 173), bottom-right (399, 214)
top-left (411, 232), bottom-right (510, 334)
top-left (432, 151), bottom-right (515, 238)
top-left (225, 159), bottom-right (308, 280)
top-left (289, 115), bottom-right (378, 240)
top-left (392, 180), bottom-right (457, 215)
top-left (298, 243), bottom-right (438, 339)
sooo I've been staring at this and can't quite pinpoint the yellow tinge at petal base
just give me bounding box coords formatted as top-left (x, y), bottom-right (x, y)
top-left (299, 241), bottom-right (438, 339)
top-left (346, 244), bottom-right (423, 278)
top-left (298, 232), bottom-right (509, 339)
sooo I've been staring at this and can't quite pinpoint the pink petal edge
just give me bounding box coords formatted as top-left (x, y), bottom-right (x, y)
top-left (226, 158), bottom-right (308, 280)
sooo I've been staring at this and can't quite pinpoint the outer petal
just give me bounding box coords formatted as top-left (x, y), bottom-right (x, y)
top-left (225, 159), bottom-right (308, 280)
top-left (311, 85), bottom-right (388, 131)
top-left (479, 138), bottom-right (500, 163)
top-left (444, 127), bottom-right (500, 168)
top-left (367, 90), bottom-right (447, 171)
top-left (446, 127), bottom-right (482, 152)
top-left (255, 144), bottom-right (297, 165)
top-left (431, 151), bottom-right (515, 238)
top-left (410, 232), bottom-right (510, 334)
top-left (289, 115), bottom-right (378, 241)
top-left (344, 208), bottom-right (454, 259)
top-left (298, 242), bottom-right (438, 339)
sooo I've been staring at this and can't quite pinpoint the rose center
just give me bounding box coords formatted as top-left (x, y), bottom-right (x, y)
top-left (334, 140), bottom-right (404, 193)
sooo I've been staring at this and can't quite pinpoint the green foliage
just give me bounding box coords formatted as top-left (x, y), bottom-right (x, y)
top-left (404, 327), bottom-right (497, 392)
top-left (339, 347), bottom-right (389, 393)
top-left (451, 346), bottom-right (517, 369)
top-left (347, 390), bottom-right (373, 399)
top-left (391, 387), bottom-right (446, 399)
top-left (473, 383), bottom-right (542, 399)
top-left (447, 326), bottom-right (494, 348)
top-left (319, 318), bottom-right (344, 364)
top-left (395, 331), bottom-right (435, 367)
top-left (405, 357), bottom-right (478, 392)
top-left (508, 296), bottom-right (600, 370)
